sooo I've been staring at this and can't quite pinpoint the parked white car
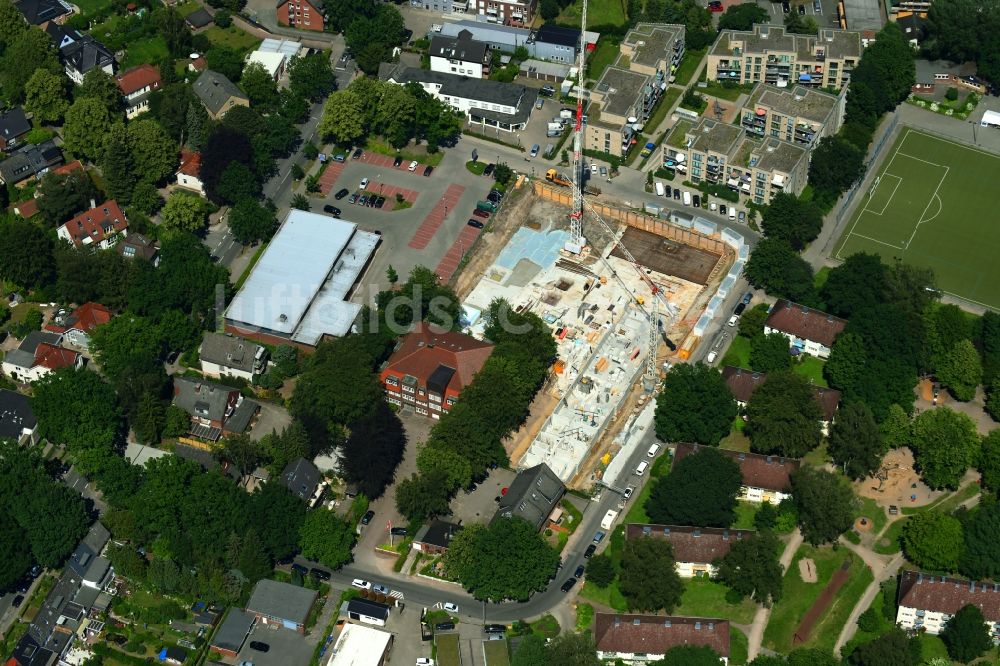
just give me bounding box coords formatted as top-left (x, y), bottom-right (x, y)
top-left (443, 602), bottom-right (459, 613)
top-left (351, 579), bottom-right (371, 590)
top-left (408, 160), bottom-right (419, 171)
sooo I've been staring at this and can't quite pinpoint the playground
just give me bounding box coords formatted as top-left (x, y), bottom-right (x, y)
top-left (855, 448), bottom-right (945, 509)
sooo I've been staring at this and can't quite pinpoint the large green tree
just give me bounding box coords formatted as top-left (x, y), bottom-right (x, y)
top-left (127, 119), bottom-right (179, 185)
top-left (936, 339), bottom-right (982, 402)
top-left (744, 238), bottom-right (816, 304)
top-left (910, 407), bottom-right (979, 490)
top-left (978, 429), bottom-right (1000, 493)
top-left (901, 510), bottom-right (963, 571)
top-left (0, 218), bottom-right (55, 288)
top-left (791, 466), bottom-right (857, 545)
top-left (101, 124), bottom-right (137, 204)
top-left (619, 536), bottom-right (683, 612)
top-left (228, 199), bottom-right (276, 245)
top-left (828, 402), bottom-right (886, 480)
top-left (546, 633), bottom-right (601, 666)
top-left (820, 253), bottom-right (888, 318)
top-left (714, 531), bottom-right (783, 605)
top-left (1, 27), bottom-right (61, 102)
top-left (78, 69), bottom-right (123, 115)
top-left (395, 470), bottom-right (452, 522)
top-left (847, 629), bottom-right (921, 666)
top-left (647, 447), bottom-right (742, 527)
top-left (444, 518), bottom-right (559, 601)
top-left (746, 372), bottom-right (823, 458)
top-left (658, 645), bottom-right (725, 666)
top-left (160, 191), bottom-right (209, 234)
top-left (749, 332), bottom-right (791, 373)
top-left (23, 68), bottom-right (69, 122)
top-left (760, 193), bottom-right (824, 251)
top-left (240, 62), bottom-right (279, 111)
top-left (339, 401), bottom-right (406, 500)
top-left (62, 97), bottom-right (115, 161)
top-left (940, 604), bottom-right (992, 663)
top-left (654, 363), bottom-right (736, 445)
top-left (808, 135), bottom-right (866, 199)
top-left (36, 169), bottom-right (98, 228)
top-left (318, 90), bottom-right (366, 146)
top-left (959, 500), bottom-right (1000, 579)
top-left (718, 2), bottom-right (769, 30)
top-left (288, 51), bottom-right (336, 101)
top-left (298, 508), bottom-right (355, 570)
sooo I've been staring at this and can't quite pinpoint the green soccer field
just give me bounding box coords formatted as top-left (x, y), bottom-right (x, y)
top-left (834, 128), bottom-right (1000, 309)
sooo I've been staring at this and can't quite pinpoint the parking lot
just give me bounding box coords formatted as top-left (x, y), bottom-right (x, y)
top-left (314, 150), bottom-right (496, 297)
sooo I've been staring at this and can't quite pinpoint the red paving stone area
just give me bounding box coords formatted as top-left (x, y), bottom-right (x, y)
top-left (317, 161), bottom-right (346, 195)
top-left (358, 151), bottom-right (433, 176)
top-left (364, 182), bottom-right (419, 204)
top-left (436, 225), bottom-right (481, 281)
top-left (408, 184), bottom-right (465, 250)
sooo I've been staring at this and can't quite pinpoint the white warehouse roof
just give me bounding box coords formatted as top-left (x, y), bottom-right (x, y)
top-left (225, 210), bottom-right (379, 345)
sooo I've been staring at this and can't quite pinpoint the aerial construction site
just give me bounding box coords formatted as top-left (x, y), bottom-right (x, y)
top-left (459, 186), bottom-right (737, 488)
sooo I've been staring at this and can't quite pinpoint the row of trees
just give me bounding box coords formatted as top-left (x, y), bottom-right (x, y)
top-left (395, 296), bottom-right (557, 522)
top-left (319, 78), bottom-right (463, 151)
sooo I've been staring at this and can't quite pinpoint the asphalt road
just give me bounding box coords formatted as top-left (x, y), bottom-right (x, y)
top-left (297, 426), bottom-right (660, 623)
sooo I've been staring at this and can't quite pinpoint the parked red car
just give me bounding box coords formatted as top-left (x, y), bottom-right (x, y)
top-left (472, 209), bottom-right (490, 219)
top-left (708, 0), bottom-right (724, 11)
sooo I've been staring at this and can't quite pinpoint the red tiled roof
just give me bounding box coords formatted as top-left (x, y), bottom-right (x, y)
top-left (674, 443), bottom-right (800, 493)
top-left (381, 323), bottom-right (493, 396)
top-left (722, 366), bottom-right (842, 421)
top-left (115, 63), bottom-right (161, 96)
top-left (67, 302), bottom-right (111, 333)
top-left (625, 524), bottom-right (754, 564)
top-left (34, 342), bottom-right (79, 370)
top-left (190, 56), bottom-right (208, 71)
top-left (765, 299), bottom-right (847, 348)
top-left (594, 614), bottom-right (730, 658)
top-left (12, 197), bottom-right (38, 218)
top-left (59, 200), bottom-right (127, 247)
top-left (52, 160), bottom-right (84, 176)
top-left (178, 150), bottom-right (202, 177)
top-left (898, 571), bottom-right (1000, 623)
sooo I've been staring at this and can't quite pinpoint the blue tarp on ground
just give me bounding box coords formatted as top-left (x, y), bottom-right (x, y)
top-left (495, 227), bottom-right (568, 271)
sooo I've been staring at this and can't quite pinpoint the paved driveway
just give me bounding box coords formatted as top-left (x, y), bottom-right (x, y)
top-left (251, 401), bottom-right (293, 441)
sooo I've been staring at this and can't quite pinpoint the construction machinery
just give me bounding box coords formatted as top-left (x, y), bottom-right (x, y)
top-left (563, 0), bottom-right (588, 254)
top-left (545, 169), bottom-right (573, 187)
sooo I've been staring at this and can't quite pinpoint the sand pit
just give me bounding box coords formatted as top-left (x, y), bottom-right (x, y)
top-left (854, 517), bottom-right (873, 532)
top-left (798, 558), bottom-right (817, 583)
top-left (855, 447), bottom-right (946, 508)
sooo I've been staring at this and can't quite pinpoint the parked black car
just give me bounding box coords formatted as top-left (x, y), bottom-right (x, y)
top-left (335, 188), bottom-right (350, 200)
top-left (435, 622), bottom-right (456, 632)
top-left (249, 641), bottom-right (270, 652)
top-left (361, 510), bottom-right (375, 525)
top-left (560, 578), bottom-right (577, 592)
top-left (310, 568), bottom-right (331, 581)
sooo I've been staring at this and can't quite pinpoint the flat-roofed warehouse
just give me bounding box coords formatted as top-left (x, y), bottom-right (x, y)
top-left (224, 210), bottom-right (380, 349)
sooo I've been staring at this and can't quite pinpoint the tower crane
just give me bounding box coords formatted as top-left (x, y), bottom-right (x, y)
top-left (564, 0), bottom-right (588, 254)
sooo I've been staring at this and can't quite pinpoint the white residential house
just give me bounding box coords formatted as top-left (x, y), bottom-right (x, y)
top-left (763, 299), bottom-right (848, 359)
top-left (200, 332), bottom-right (268, 381)
top-left (176, 150), bottom-right (206, 196)
top-left (429, 30), bottom-right (489, 78)
top-left (1, 331), bottom-right (83, 383)
top-left (116, 64), bottom-right (162, 119)
top-left (674, 443), bottom-right (799, 505)
top-left (595, 614), bottom-right (731, 664)
top-left (896, 571), bottom-right (1000, 641)
top-left (625, 524), bottom-right (754, 578)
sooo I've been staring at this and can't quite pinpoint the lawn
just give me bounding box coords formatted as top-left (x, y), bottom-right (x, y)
top-left (586, 37), bottom-right (621, 81)
top-left (901, 481), bottom-right (979, 516)
top-left (203, 25), bottom-right (261, 53)
top-left (873, 516), bottom-right (907, 555)
top-left (559, 498), bottom-right (584, 534)
top-left (856, 496), bottom-right (888, 537)
top-left (123, 35), bottom-right (169, 68)
top-left (557, 0), bottom-right (627, 28)
top-left (72, 0), bottom-right (113, 16)
top-left (365, 137), bottom-right (445, 167)
top-left (644, 87), bottom-right (683, 136)
top-left (575, 602), bottom-right (594, 631)
top-left (764, 545), bottom-right (870, 653)
top-left (435, 633), bottom-right (461, 666)
top-left (834, 128), bottom-right (1000, 310)
top-left (792, 355), bottom-right (827, 387)
top-left (730, 627), bottom-right (749, 665)
top-left (674, 48), bottom-right (706, 87)
top-left (483, 639), bottom-right (510, 666)
top-left (622, 452), bottom-right (672, 525)
top-left (722, 335), bottom-right (751, 368)
top-left (731, 501), bottom-right (758, 530)
top-left (698, 80), bottom-right (754, 102)
top-left (676, 576), bottom-right (757, 624)
top-left (467, 160), bottom-right (487, 175)
top-left (813, 265), bottom-right (831, 290)
top-left (666, 119), bottom-right (694, 149)
top-left (173, 0), bottom-right (201, 16)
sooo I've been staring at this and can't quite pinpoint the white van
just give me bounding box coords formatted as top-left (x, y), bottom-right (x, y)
top-left (601, 509), bottom-right (618, 530)
top-left (647, 443), bottom-right (660, 458)
top-left (654, 182), bottom-right (665, 197)
top-left (682, 191), bottom-right (691, 206)
top-left (635, 461), bottom-right (649, 476)
top-left (706, 350), bottom-right (718, 364)
top-left (729, 206), bottom-right (737, 220)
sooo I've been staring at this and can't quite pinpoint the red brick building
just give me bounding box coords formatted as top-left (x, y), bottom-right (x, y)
top-left (380, 323), bottom-right (493, 419)
top-left (276, 0), bottom-right (325, 32)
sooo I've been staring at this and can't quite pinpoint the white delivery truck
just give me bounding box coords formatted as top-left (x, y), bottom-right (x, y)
top-left (654, 181), bottom-right (665, 197)
top-left (682, 191), bottom-right (691, 206)
top-left (601, 509), bottom-right (619, 530)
